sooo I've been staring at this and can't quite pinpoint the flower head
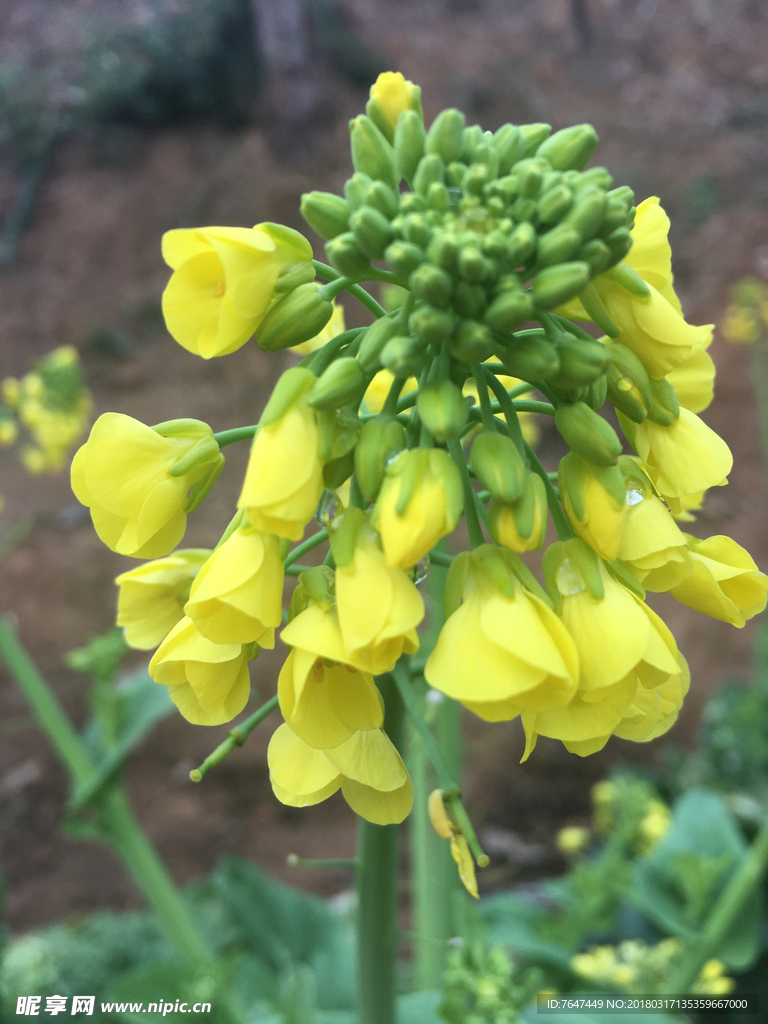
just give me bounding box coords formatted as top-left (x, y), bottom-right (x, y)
top-left (367, 71), bottom-right (422, 139)
top-left (559, 453), bottom-right (627, 561)
top-left (161, 223), bottom-right (314, 359)
top-left (116, 548), bottom-right (211, 649)
top-left (669, 534), bottom-right (768, 626)
top-left (619, 459), bottom-right (691, 592)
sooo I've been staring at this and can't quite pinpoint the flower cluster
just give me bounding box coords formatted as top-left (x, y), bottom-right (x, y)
top-left (572, 939), bottom-right (735, 996)
top-left (72, 72), bottom-right (766, 833)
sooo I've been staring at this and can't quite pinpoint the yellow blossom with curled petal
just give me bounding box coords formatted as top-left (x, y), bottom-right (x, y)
top-left (278, 601), bottom-right (384, 749)
top-left (619, 464), bottom-right (691, 592)
top-left (372, 447), bottom-right (463, 568)
top-left (425, 546), bottom-right (578, 721)
top-left (72, 413), bottom-right (224, 558)
top-left (148, 616), bottom-right (250, 725)
top-left (238, 392), bottom-right (324, 541)
top-left (115, 548), bottom-right (211, 650)
top-left (427, 789), bottom-right (478, 897)
top-left (184, 523), bottom-right (283, 645)
top-left (334, 523), bottom-right (424, 674)
top-left (619, 408), bottom-right (732, 515)
top-left (268, 722), bottom-right (414, 824)
top-left (368, 71), bottom-right (422, 135)
top-left (613, 652), bottom-right (690, 744)
top-left (666, 344), bottom-right (715, 414)
top-left (669, 534), bottom-right (768, 627)
top-left (363, 369), bottom-right (418, 414)
top-left (161, 223), bottom-right (315, 359)
top-left (622, 197), bottom-right (681, 312)
top-left (291, 300), bottom-right (346, 356)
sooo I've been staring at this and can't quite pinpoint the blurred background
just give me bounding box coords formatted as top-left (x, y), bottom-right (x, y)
top-left (1, 0), bottom-right (767, 939)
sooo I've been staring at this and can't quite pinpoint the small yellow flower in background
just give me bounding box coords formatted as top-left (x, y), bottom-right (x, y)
top-left (334, 521), bottom-right (424, 673)
top-left (556, 825), bottom-right (590, 856)
top-left (636, 800), bottom-right (672, 852)
top-left (116, 549), bottom-right (211, 650)
top-left (72, 413), bottom-right (224, 559)
top-left (268, 722), bottom-right (414, 825)
top-left (619, 460), bottom-right (691, 592)
top-left (367, 71), bottom-right (422, 139)
top-left (669, 534), bottom-right (768, 627)
top-left (425, 545), bottom-right (578, 723)
top-left (161, 223), bottom-right (315, 359)
top-left (427, 789), bottom-right (478, 898)
top-left (184, 524), bottom-right (284, 645)
top-left (2, 377), bottom-right (20, 407)
top-left (149, 616), bottom-right (250, 725)
top-left (363, 369), bottom-right (418, 414)
top-left (372, 447), bottom-right (463, 568)
top-left (693, 959), bottom-right (736, 995)
top-left (620, 407), bottom-right (732, 515)
top-left (721, 306), bottom-right (760, 344)
top-left (238, 375), bottom-right (324, 542)
top-left (0, 417), bottom-right (18, 447)
top-left (291, 300), bottom-right (346, 356)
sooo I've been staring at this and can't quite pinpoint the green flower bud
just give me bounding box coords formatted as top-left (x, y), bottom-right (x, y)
top-left (260, 367), bottom-right (317, 426)
top-left (384, 240), bottom-right (425, 278)
top-left (350, 205), bottom-right (394, 260)
top-left (647, 377), bottom-right (681, 426)
top-left (470, 431), bottom-right (526, 502)
top-left (357, 316), bottom-right (400, 372)
top-left (410, 264), bottom-right (453, 308)
top-left (604, 226), bottom-right (632, 263)
top-left (575, 166), bottom-right (613, 191)
top-left (450, 320), bottom-right (494, 364)
top-left (416, 379), bottom-right (469, 441)
top-left (532, 261), bottom-right (591, 309)
top-left (254, 283), bottom-right (333, 352)
top-left (427, 232), bottom-right (458, 272)
top-left (462, 162), bottom-right (490, 196)
top-left (577, 238), bottom-right (611, 276)
top-left (548, 333), bottom-right (610, 389)
top-left (506, 222), bottom-right (537, 265)
top-left (473, 144), bottom-right (499, 177)
top-left (403, 213), bottom-right (434, 249)
top-left (274, 262), bottom-right (317, 294)
top-left (461, 124), bottom-right (484, 162)
top-left (554, 400), bottom-right (623, 465)
top-left (381, 334), bottom-right (426, 377)
top-left (364, 180), bottom-right (399, 219)
top-left (328, 506), bottom-right (366, 568)
top-left (484, 289), bottom-right (534, 334)
top-left (316, 409), bottom-right (360, 464)
top-left (515, 159), bottom-right (544, 199)
top-left (323, 448), bottom-right (355, 489)
top-left (493, 123), bottom-right (527, 174)
top-left (308, 357), bottom-right (366, 411)
top-left (344, 172), bottom-right (373, 211)
top-left (394, 109), bottom-right (427, 186)
top-left (354, 417), bottom-right (407, 503)
top-left (535, 225), bottom-right (581, 268)
top-left (425, 108), bottom-right (466, 163)
top-left (496, 334), bottom-right (559, 380)
top-left (602, 197), bottom-right (633, 234)
top-left (536, 123), bottom-right (598, 171)
top-left (538, 184), bottom-right (574, 224)
top-left (325, 232), bottom-right (370, 277)
top-left (562, 185), bottom-right (607, 239)
top-left (581, 374), bottom-right (608, 411)
top-left (445, 160), bottom-right (467, 187)
top-left (453, 281), bottom-right (488, 319)
top-left (606, 343), bottom-right (652, 422)
top-left (399, 192), bottom-right (427, 214)
top-left (300, 191), bottom-right (350, 240)
top-left (349, 115), bottom-right (398, 189)
top-left (458, 245), bottom-right (491, 283)
top-left (482, 231), bottom-right (509, 262)
top-left (607, 184), bottom-right (634, 206)
top-left (413, 153), bottom-right (446, 196)
top-left (426, 181), bottom-right (450, 212)
top-left (520, 122), bottom-right (552, 156)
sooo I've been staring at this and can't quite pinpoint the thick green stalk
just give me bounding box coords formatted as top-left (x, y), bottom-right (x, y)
top-left (668, 816), bottom-right (768, 991)
top-left (357, 674), bottom-right (405, 1024)
top-left (284, 529), bottom-right (329, 569)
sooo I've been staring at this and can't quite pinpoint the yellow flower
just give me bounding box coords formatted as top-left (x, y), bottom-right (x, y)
top-left (278, 601), bottom-right (384, 749)
top-left (2, 377), bottom-right (20, 407)
top-left (721, 305), bottom-right (760, 344)
top-left (290, 299), bottom-right (346, 356)
top-left (559, 453), bottom-right (627, 561)
top-left (619, 463), bottom-right (691, 592)
top-left (425, 546), bottom-right (578, 721)
top-left (621, 197), bottom-right (681, 311)
top-left (238, 391), bottom-right (324, 542)
top-left (161, 223), bottom-right (314, 359)
top-left (72, 413), bottom-right (224, 558)
top-left (115, 549), bottom-right (211, 650)
top-left (184, 524), bottom-right (284, 645)
top-left (427, 789), bottom-right (478, 898)
top-left (148, 616), bottom-right (250, 725)
top-left (334, 522), bottom-right (424, 673)
top-left (488, 474), bottom-right (548, 554)
top-left (372, 448), bottom-right (462, 568)
top-left (268, 722), bottom-right (414, 824)
top-left (0, 418), bottom-right (18, 447)
top-left (363, 369), bottom-right (418, 414)
top-left (666, 345), bottom-right (715, 413)
top-left (613, 654), bottom-right (690, 743)
top-left (620, 408), bottom-right (732, 514)
top-left (669, 534), bottom-right (768, 627)
top-left (368, 71), bottom-right (422, 137)
top-left (556, 825), bottom-right (590, 856)
top-left (636, 800), bottom-right (672, 850)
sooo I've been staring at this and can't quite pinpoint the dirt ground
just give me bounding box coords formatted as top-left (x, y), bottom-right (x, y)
top-left (2, 0), bottom-right (768, 934)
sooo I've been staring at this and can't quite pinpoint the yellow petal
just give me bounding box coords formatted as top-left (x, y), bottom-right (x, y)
top-left (342, 775), bottom-right (414, 824)
top-left (324, 729), bottom-right (408, 792)
top-left (268, 723), bottom-right (341, 794)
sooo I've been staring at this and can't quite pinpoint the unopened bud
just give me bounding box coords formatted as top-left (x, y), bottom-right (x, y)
top-left (606, 343), bottom-right (652, 422)
top-left (402, 213), bottom-right (434, 249)
top-left (300, 191), bottom-right (349, 240)
top-left (350, 205), bottom-right (394, 260)
top-left (536, 123), bottom-right (598, 171)
top-left (604, 226), bottom-right (633, 263)
top-left (385, 240), bottom-right (425, 278)
top-left (581, 374), bottom-right (608, 410)
top-left (458, 245), bottom-right (492, 284)
top-left (548, 334), bottom-right (610, 389)
top-left (496, 334), bottom-right (559, 381)
top-left (350, 115), bottom-right (398, 189)
top-left (577, 238), bottom-right (611, 276)
top-left (484, 289), bottom-right (534, 334)
top-left (647, 377), bottom-right (681, 426)
top-left (554, 401), bottom-right (623, 466)
top-left (410, 264), bottom-right (453, 308)
top-left (366, 72), bottom-right (423, 143)
top-left (515, 159), bottom-right (543, 199)
top-left (425, 108), bottom-right (466, 163)
top-left (410, 306), bottom-right (455, 346)
top-left (417, 380), bottom-right (468, 441)
top-left (354, 417), bottom-right (407, 503)
top-left (255, 283), bottom-right (333, 352)
top-left (489, 473), bottom-right (547, 552)
top-left (453, 282), bottom-right (488, 320)
top-left (535, 225), bottom-right (581, 268)
top-left (426, 181), bottom-right (450, 212)
top-left (308, 357), bottom-right (366, 411)
top-left (520, 122), bottom-right (552, 157)
top-left (394, 109), bottom-right (426, 186)
top-left (365, 180), bottom-right (400, 219)
top-left (413, 154), bottom-right (445, 197)
top-left (506, 222), bottom-right (537, 265)
top-left (461, 124), bottom-right (484, 162)
top-left (427, 233), bottom-right (459, 272)
top-left (462, 163), bottom-right (490, 196)
top-left (470, 431), bottom-right (526, 502)
top-left (325, 232), bottom-right (371, 277)
top-left (532, 261), bottom-right (591, 309)
top-left (358, 316), bottom-right (401, 372)
top-left (493, 123), bottom-right (527, 174)
top-left (381, 334), bottom-right (426, 377)
top-left (562, 186), bottom-right (607, 240)
top-left (344, 172), bottom-right (373, 211)
top-left (575, 167), bottom-right (613, 192)
top-left (558, 452), bottom-right (626, 560)
top-left (450, 320), bottom-right (493, 364)
top-left (538, 184), bottom-right (573, 224)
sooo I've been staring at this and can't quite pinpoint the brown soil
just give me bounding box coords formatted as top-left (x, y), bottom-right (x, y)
top-left (2, 0), bottom-right (768, 933)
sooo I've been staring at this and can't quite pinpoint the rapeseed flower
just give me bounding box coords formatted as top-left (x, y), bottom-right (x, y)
top-left (619, 461), bottom-right (691, 591)
top-left (669, 534), bottom-right (768, 626)
top-left (559, 453), bottom-right (627, 561)
top-left (116, 548), bottom-right (211, 649)
top-left (367, 71), bottom-right (422, 139)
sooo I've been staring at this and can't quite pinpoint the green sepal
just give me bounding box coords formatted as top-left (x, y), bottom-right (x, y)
top-left (350, 205), bottom-right (394, 260)
top-left (416, 379), bottom-right (468, 441)
top-left (183, 455), bottom-right (225, 514)
top-left (168, 435), bottom-right (222, 478)
top-left (538, 184), bottom-right (574, 224)
top-left (605, 558), bottom-right (646, 599)
top-left (394, 109), bottom-right (426, 186)
top-left (274, 262), bottom-right (317, 293)
top-left (349, 115), bottom-right (398, 189)
top-left (354, 417), bottom-right (406, 503)
top-left (214, 509), bottom-right (247, 550)
top-left (393, 448), bottom-right (429, 516)
top-left (453, 281), bottom-right (488, 320)
top-left (323, 448), bottom-right (355, 489)
top-left (473, 544), bottom-right (517, 600)
top-left (260, 367), bottom-right (317, 427)
top-left (647, 377), bottom-right (681, 426)
top-left (578, 283), bottom-right (619, 338)
top-left (514, 159), bottom-right (543, 199)
top-left (606, 343), bottom-right (652, 422)
top-left (300, 191), bottom-right (350, 240)
top-left (255, 283), bottom-right (333, 351)
top-left (308, 357), bottom-right (366, 411)
top-left (618, 454), bottom-right (652, 490)
top-left (567, 537), bottom-right (605, 599)
top-left (532, 261), bottom-right (591, 309)
top-left (328, 506), bottom-right (366, 568)
top-left (358, 316), bottom-right (401, 371)
top-left (444, 550), bottom-right (471, 619)
top-left (470, 431), bottom-right (526, 503)
top-left (504, 542), bottom-right (553, 608)
top-left (520, 123), bottom-right (552, 156)
top-left (558, 452), bottom-right (626, 525)
top-left (425, 108), bottom-right (466, 163)
top-left (578, 238), bottom-right (612, 276)
top-left (365, 180), bottom-right (400, 219)
top-left (243, 641), bottom-right (261, 661)
top-left (582, 374), bottom-right (608, 410)
top-left (542, 540), bottom-right (568, 612)
top-left (297, 565), bottom-right (336, 609)
top-left (554, 401), bottom-right (623, 466)
top-left (535, 225), bottom-right (582, 268)
top-left (152, 418), bottom-right (214, 439)
top-left (562, 185), bottom-right (607, 240)
top-left (316, 410), bottom-right (361, 463)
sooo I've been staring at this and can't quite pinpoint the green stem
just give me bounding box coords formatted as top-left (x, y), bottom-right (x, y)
top-left (668, 817), bottom-right (768, 992)
top-left (287, 854), bottom-right (358, 869)
top-left (190, 695), bottom-right (279, 781)
top-left (471, 363), bottom-right (497, 431)
top-left (213, 425), bottom-right (257, 448)
top-left (357, 674), bottom-right (405, 1024)
top-left (284, 530), bottom-right (329, 569)
top-left (382, 375), bottom-right (407, 417)
top-left (483, 366), bottom-right (524, 454)
top-left (312, 260), bottom-right (388, 319)
top-left (307, 328), bottom-right (364, 375)
top-left (447, 438), bottom-right (485, 549)
top-left (524, 441), bottom-right (573, 540)
top-left (428, 549), bottom-right (453, 568)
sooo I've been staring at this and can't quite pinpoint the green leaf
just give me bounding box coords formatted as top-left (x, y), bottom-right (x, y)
top-left (479, 892), bottom-right (574, 969)
top-left (397, 990), bottom-right (442, 1023)
top-left (521, 1007), bottom-right (679, 1024)
top-left (103, 962), bottom-right (225, 1023)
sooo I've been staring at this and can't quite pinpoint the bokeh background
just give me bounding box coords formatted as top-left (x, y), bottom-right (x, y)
top-left (1, 0), bottom-right (767, 936)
